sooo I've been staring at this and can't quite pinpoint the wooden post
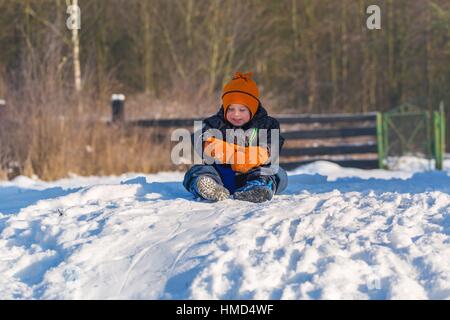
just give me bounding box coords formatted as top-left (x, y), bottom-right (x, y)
top-left (0, 99), bottom-right (5, 119)
top-left (440, 102), bottom-right (446, 168)
top-left (111, 94), bottom-right (125, 123)
top-left (433, 111), bottom-right (442, 170)
top-left (433, 102), bottom-right (446, 170)
top-left (376, 112), bottom-right (386, 169)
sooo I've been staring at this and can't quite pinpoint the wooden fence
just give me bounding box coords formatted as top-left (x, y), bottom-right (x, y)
top-left (110, 95), bottom-right (380, 170)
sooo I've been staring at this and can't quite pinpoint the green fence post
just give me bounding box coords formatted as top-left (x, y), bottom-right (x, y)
top-left (426, 111), bottom-right (433, 163)
top-left (440, 102), bottom-right (446, 169)
top-left (376, 112), bottom-right (386, 169)
top-left (434, 110), bottom-right (443, 170)
top-left (383, 115), bottom-right (389, 168)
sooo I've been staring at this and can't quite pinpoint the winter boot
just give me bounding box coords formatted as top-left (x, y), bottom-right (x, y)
top-left (190, 175), bottom-right (230, 201)
top-left (233, 178), bottom-right (274, 203)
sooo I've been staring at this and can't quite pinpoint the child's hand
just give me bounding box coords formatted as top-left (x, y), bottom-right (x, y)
top-left (204, 138), bottom-right (270, 172)
top-left (203, 137), bottom-right (236, 164)
top-left (231, 146), bottom-right (270, 173)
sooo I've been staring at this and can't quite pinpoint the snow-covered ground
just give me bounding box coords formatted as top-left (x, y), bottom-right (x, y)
top-left (1, 157), bottom-right (450, 300)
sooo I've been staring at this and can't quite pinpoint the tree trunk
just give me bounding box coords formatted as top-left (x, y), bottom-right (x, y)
top-left (70, 0), bottom-right (82, 112)
top-left (387, 0), bottom-right (398, 107)
top-left (341, 1), bottom-right (348, 109)
top-left (186, 0), bottom-right (193, 50)
top-left (361, 0), bottom-right (370, 113)
top-left (304, 1), bottom-right (318, 113)
top-left (142, 1), bottom-right (155, 95)
top-left (208, 0), bottom-right (220, 95)
top-left (291, 0), bottom-right (300, 54)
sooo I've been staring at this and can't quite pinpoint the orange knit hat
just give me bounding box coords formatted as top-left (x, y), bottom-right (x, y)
top-left (222, 72), bottom-right (260, 119)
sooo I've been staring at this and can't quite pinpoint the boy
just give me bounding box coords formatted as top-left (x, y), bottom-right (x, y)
top-left (183, 72), bottom-right (288, 203)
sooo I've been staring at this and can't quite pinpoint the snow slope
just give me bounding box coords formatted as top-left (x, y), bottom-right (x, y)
top-left (1, 158), bottom-right (450, 300)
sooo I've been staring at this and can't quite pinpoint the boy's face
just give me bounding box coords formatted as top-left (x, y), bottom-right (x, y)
top-left (226, 104), bottom-right (251, 127)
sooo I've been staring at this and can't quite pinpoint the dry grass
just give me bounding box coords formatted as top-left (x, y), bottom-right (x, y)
top-left (0, 35), bottom-right (180, 181)
top-left (1, 103), bottom-right (176, 181)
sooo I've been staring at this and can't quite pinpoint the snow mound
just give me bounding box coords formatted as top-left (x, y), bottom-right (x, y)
top-left (1, 160), bottom-right (450, 300)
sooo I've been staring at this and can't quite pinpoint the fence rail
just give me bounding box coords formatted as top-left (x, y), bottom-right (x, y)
top-left (281, 159), bottom-right (380, 170)
top-left (282, 127), bottom-right (376, 140)
top-left (271, 113), bottom-right (377, 124)
top-left (280, 144), bottom-right (378, 157)
top-left (123, 113), bottom-right (377, 128)
top-left (110, 94), bottom-right (380, 170)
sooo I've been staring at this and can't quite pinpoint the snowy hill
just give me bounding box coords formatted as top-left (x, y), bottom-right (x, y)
top-left (1, 159), bottom-right (450, 299)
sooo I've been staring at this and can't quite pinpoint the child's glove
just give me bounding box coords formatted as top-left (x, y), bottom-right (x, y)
top-left (231, 145), bottom-right (270, 173)
top-left (203, 137), bottom-right (236, 164)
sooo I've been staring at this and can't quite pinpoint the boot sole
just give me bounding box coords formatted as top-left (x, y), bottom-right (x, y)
top-left (196, 176), bottom-right (230, 201)
top-left (234, 187), bottom-right (273, 203)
